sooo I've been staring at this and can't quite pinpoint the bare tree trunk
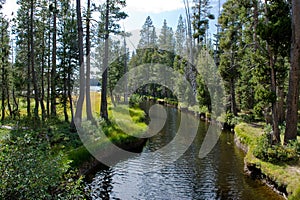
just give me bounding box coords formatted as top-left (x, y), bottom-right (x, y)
top-left (270, 61), bottom-right (280, 144)
top-left (68, 60), bottom-right (75, 131)
top-left (183, 0), bottom-right (197, 97)
top-left (230, 49), bottom-right (237, 116)
top-left (30, 0), bottom-right (39, 122)
top-left (284, 0), bottom-right (300, 143)
top-left (277, 87), bottom-right (285, 124)
top-left (12, 88), bottom-right (18, 119)
top-left (230, 77), bottom-right (237, 116)
top-left (74, 0), bottom-right (85, 125)
top-left (1, 21), bottom-right (5, 121)
top-left (100, 0), bottom-right (109, 121)
top-left (27, 12), bottom-right (31, 118)
top-left (47, 18), bottom-right (51, 118)
top-left (40, 23), bottom-right (46, 121)
top-left (6, 83), bottom-right (12, 117)
top-left (11, 39), bottom-right (18, 119)
top-left (63, 43), bottom-right (68, 122)
top-left (51, 0), bottom-right (57, 117)
top-left (86, 0), bottom-right (93, 121)
top-left (123, 33), bottom-right (128, 103)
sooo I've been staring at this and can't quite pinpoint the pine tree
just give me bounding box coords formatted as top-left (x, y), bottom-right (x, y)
top-left (98, 0), bottom-right (128, 121)
top-left (175, 15), bottom-right (186, 56)
top-left (256, 0), bottom-right (291, 143)
top-left (138, 16), bottom-right (157, 49)
top-left (0, 14), bottom-right (10, 121)
top-left (192, 0), bottom-right (215, 46)
top-left (158, 19), bottom-right (175, 52)
top-left (218, 0), bottom-right (243, 116)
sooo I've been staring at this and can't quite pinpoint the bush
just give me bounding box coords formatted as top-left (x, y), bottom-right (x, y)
top-left (0, 130), bottom-right (86, 199)
top-left (253, 133), bottom-right (299, 163)
top-left (225, 112), bottom-right (239, 127)
top-left (129, 94), bottom-right (143, 107)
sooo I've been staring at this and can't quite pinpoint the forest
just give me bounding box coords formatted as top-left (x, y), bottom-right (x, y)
top-left (0, 0), bottom-right (299, 199)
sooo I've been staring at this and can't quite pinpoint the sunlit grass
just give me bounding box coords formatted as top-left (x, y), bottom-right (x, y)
top-left (69, 92), bottom-right (147, 167)
top-left (235, 123), bottom-right (300, 199)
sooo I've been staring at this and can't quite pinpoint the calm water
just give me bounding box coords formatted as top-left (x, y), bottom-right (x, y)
top-left (87, 103), bottom-right (284, 200)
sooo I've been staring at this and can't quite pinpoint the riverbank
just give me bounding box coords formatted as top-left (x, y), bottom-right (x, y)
top-left (0, 104), bottom-right (148, 199)
top-left (69, 104), bottom-right (148, 174)
top-left (234, 123), bottom-right (300, 200)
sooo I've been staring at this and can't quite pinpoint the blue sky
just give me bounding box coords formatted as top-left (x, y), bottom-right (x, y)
top-left (2, 0), bottom-right (224, 32)
top-left (2, 0), bottom-right (225, 50)
top-left (122, 0), bottom-right (225, 35)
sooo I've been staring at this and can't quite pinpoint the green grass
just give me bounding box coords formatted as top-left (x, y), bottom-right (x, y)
top-left (234, 123), bottom-right (264, 146)
top-left (234, 123), bottom-right (300, 199)
top-left (68, 104), bottom-right (147, 168)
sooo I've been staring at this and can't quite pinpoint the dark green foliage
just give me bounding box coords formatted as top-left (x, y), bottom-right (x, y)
top-left (0, 129), bottom-right (85, 199)
top-left (138, 16), bottom-right (157, 49)
top-left (257, 0), bottom-right (291, 56)
top-left (253, 134), bottom-right (299, 163)
top-left (129, 94), bottom-right (144, 108)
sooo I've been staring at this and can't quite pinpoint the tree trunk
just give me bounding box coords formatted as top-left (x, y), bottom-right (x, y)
top-left (86, 0), bottom-right (93, 121)
top-left (12, 88), bottom-right (18, 119)
top-left (264, 0), bottom-right (280, 144)
top-left (100, 0), bottom-right (109, 121)
top-left (277, 87), bottom-right (285, 124)
top-left (68, 59), bottom-right (75, 131)
top-left (6, 82), bottom-right (12, 118)
top-left (270, 63), bottom-right (280, 144)
top-left (1, 21), bottom-right (5, 121)
top-left (123, 34), bottom-right (128, 103)
top-left (40, 16), bottom-right (46, 121)
top-left (51, 0), bottom-right (57, 117)
top-left (30, 0), bottom-right (39, 122)
top-left (62, 41), bottom-right (68, 122)
top-left (47, 19), bottom-right (51, 118)
top-left (74, 0), bottom-right (85, 125)
top-left (27, 12), bottom-right (31, 118)
top-left (284, 0), bottom-right (300, 143)
top-left (230, 77), bottom-right (237, 116)
top-left (40, 37), bottom-right (46, 121)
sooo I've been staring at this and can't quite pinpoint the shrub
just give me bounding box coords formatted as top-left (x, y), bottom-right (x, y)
top-left (253, 133), bottom-right (299, 163)
top-left (0, 130), bottom-right (86, 199)
top-left (225, 112), bottom-right (239, 127)
top-left (129, 94), bottom-right (143, 107)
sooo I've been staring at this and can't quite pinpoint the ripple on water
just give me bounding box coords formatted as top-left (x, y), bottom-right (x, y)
top-left (87, 105), bottom-right (285, 200)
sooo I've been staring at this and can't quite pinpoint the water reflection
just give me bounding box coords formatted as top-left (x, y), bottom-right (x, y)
top-left (87, 104), bottom-right (284, 200)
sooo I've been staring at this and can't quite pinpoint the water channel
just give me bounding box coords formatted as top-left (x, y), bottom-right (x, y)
top-left (87, 102), bottom-right (284, 200)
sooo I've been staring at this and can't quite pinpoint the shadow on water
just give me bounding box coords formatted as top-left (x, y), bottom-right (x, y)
top-left (86, 102), bottom-right (285, 200)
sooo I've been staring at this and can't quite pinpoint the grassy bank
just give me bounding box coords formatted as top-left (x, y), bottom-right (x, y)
top-left (0, 94), bottom-right (147, 199)
top-left (234, 123), bottom-right (300, 200)
top-left (69, 104), bottom-right (147, 169)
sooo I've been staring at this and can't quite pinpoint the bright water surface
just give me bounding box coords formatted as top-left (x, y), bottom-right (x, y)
top-left (87, 102), bottom-right (284, 200)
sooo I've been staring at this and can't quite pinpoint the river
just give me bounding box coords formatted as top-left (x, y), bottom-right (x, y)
top-left (86, 102), bottom-right (284, 200)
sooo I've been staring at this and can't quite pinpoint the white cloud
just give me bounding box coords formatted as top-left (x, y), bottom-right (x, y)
top-left (125, 0), bottom-right (184, 14)
top-left (2, 0), bottom-right (18, 18)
